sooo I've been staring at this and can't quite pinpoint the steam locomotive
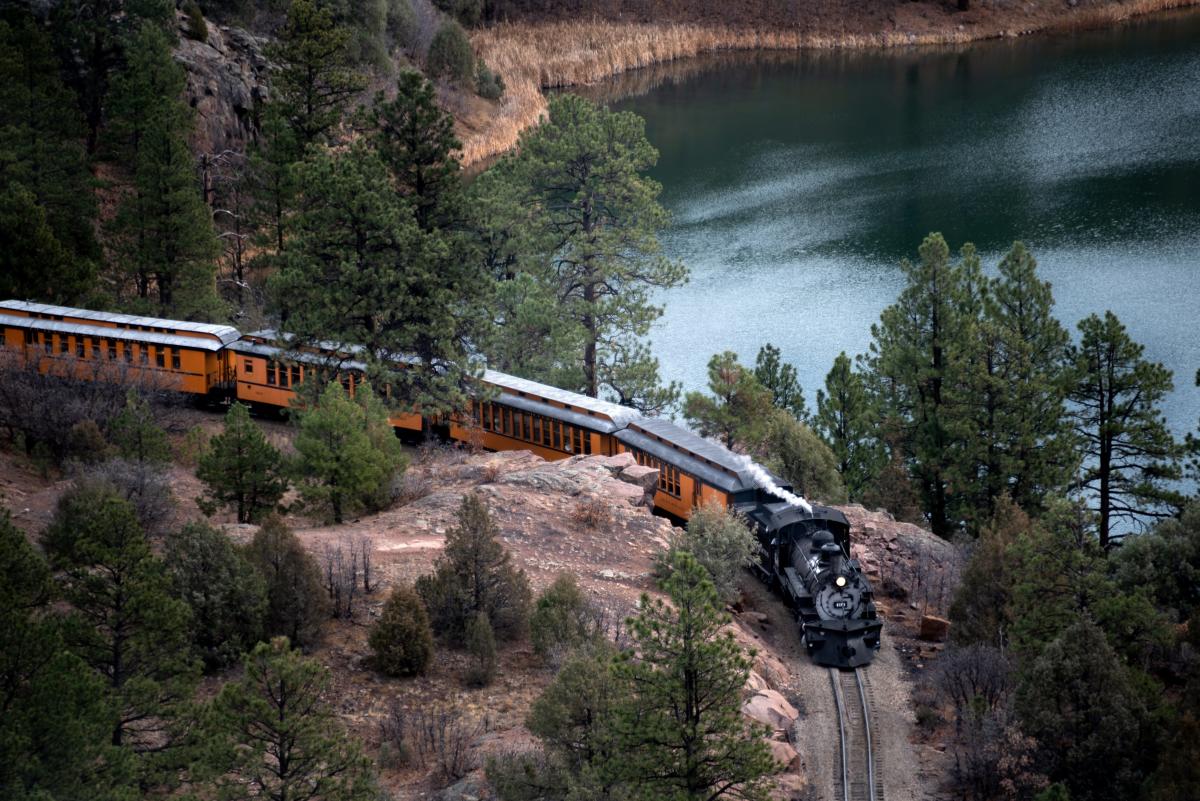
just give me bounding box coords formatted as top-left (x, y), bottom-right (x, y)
top-left (738, 499), bottom-right (882, 668)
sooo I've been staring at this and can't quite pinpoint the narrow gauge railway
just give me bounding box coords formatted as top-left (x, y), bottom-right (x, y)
top-left (831, 668), bottom-right (883, 801)
top-left (0, 299), bottom-right (883, 667)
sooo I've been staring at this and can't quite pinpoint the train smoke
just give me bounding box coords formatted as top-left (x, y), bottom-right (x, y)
top-left (740, 457), bottom-right (813, 514)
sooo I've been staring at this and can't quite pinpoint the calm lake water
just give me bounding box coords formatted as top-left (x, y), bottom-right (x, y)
top-left (605, 11), bottom-right (1200, 437)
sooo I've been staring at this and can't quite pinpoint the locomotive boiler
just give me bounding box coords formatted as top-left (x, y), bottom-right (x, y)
top-left (739, 500), bottom-right (882, 668)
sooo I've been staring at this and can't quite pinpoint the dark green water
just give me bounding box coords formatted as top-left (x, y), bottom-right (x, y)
top-left (607, 11), bottom-right (1200, 436)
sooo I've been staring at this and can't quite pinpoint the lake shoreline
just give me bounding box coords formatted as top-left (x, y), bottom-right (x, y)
top-left (460, 0), bottom-right (1200, 166)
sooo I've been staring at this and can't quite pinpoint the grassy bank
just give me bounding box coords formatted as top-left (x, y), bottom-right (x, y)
top-left (462, 0), bottom-right (1200, 165)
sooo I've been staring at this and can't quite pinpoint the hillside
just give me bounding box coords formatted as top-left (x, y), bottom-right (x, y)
top-left (1, 410), bottom-right (960, 800)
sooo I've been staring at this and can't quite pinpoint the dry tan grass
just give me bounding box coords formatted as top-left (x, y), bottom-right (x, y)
top-left (462, 0), bottom-right (1200, 166)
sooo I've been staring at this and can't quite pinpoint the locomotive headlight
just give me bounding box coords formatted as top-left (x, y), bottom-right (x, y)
top-left (835, 575), bottom-right (847, 588)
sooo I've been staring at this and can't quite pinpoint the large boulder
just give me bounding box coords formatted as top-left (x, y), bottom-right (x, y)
top-left (768, 739), bottom-right (801, 772)
top-left (742, 689), bottom-right (800, 733)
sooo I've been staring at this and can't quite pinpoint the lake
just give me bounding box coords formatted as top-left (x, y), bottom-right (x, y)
top-left (604, 10), bottom-right (1200, 438)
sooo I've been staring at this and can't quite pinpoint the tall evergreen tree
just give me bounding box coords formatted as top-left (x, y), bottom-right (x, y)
top-left (1068, 311), bottom-right (1182, 548)
top-left (41, 487), bottom-right (198, 775)
top-left (196, 402), bottom-right (288, 523)
top-left (683, 351), bottom-right (773, 449)
top-left (293, 381), bottom-right (405, 524)
top-left (815, 352), bottom-right (884, 499)
top-left (265, 0), bottom-right (365, 151)
top-left (105, 23), bottom-right (220, 319)
top-left (270, 144), bottom-right (483, 413)
top-left (753, 343), bottom-right (807, 420)
top-left (865, 233), bottom-right (981, 537)
top-left (368, 69), bottom-right (463, 232)
top-left (611, 551), bottom-right (776, 801)
top-left (0, 17), bottom-right (98, 299)
top-left (494, 94), bottom-right (687, 412)
top-left (243, 517), bottom-right (329, 649)
top-left (203, 638), bottom-right (378, 801)
top-left (0, 512), bottom-right (126, 801)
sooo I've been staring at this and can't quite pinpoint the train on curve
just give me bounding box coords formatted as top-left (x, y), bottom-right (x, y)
top-left (0, 299), bottom-right (880, 666)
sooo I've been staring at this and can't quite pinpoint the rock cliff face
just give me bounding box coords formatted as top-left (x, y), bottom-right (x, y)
top-left (172, 12), bottom-right (270, 157)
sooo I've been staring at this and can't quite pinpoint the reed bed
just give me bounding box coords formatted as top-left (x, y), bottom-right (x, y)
top-left (462, 0), bottom-right (1199, 165)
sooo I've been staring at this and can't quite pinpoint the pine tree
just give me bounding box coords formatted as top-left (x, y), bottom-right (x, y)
top-left (611, 551), bottom-right (776, 801)
top-left (759, 411), bottom-right (847, 503)
top-left (105, 23), bottom-right (220, 319)
top-left (683, 351), bottom-right (773, 449)
top-left (369, 69), bottom-right (463, 232)
top-left (293, 380), bottom-right (405, 523)
top-left (1016, 618), bottom-right (1150, 801)
top-left (164, 521), bottom-right (267, 671)
top-left (464, 611), bottom-right (497, 687)
top-left (754, 343), bottom-right (807, 419)
top-left (815, 352), bottom-right (884, 499)
top-left (243, 516), bottom-right (329, 649)
top-left (865, 233), bottom-right (981, 537)
top-left (270, 144), bottom-right (484, 414)
top-left (0, 511), bottom-right (125, 801)
top-left (948, 495), bottom-right (1028, 649)
top-left (265, 0), bottom-right (366, 150)
top-left (0, 17), bottom-right (98, 298)
top-left (196, 402), bottom-right (288, 523)
top-left (107, 390), bottom-right (171, 464)
top-left (525, 642), bottom-right (620, 773)
top-left (415, 493), bottom-right (532, 645)
top-left (1069, 311), bottom-right (1182, 548)
top-left (495, 94), bottom-right (687, 412)
top-left (369, 584), bottom-right (434, 677)
top-left (204, 638), bottom-right (378, 801)
top-left (529, 573), bottom-right (602, 661)
top-left (41, 486), bottom-right (198, 769)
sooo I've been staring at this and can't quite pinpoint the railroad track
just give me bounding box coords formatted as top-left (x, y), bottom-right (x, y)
top-left (830, 667), bottom-right (884, 801)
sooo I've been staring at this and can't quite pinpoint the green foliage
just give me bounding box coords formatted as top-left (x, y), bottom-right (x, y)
top-left (611, 551), bottom-right (776, 801)
top-left (270, 142), bottom-right (484, 414)
top-left (243, 516), bottom-right (329, 648)
top-left (1016, 618), bottom-right (1150, 801)
top-left (435, 0), bottom-right (484, 26)
top-left (426, 20), bottom-right (474, 83)
top-left (66, 419), bottom-right (114, 464)
top-left (1110, 502), bottom-right (1200, 624)
top-left (683, 351), bottom-right (773, 448)
top-left (416, 493), bottom-right (532, 645)
top-left (760, 411), bottom-right (846, 503)
top-left (1069, 310), bottom-right (1182, 548)
top-left (165, 521), bottom-right (267, 671)
top-left (203, 638), bottom-right (379, 801)
top-left (476, 61), bottom-right (506, 99)
top-left (183, 1), bottom-right (207, 41)
top-left (0, 16), bottom-right (99, 295)
top-left (660, 503), bottom-right (756, 604)
top-left (266, 0), bottom-right (367, 150)
top-left (197, 402), bottom-right (288, 523)
top-left (368, 69), bottom-right (464, 232)
top-left (107, 391), bottom-right (171, 464)
top-left (464, 611), bottom-right (498, 687)
top-left (529, 573), bottom-right (603, 661)
top-left (1036, 785), bottom-right (1072, 801)
top-left (42, 486), bottom-right (198, 773)
top-left (369, 584), bottom-right (434, 676)
top-left (948, 496), bottom-right (1028, 649)
top-left (754, 343), bottom-right (806, 419)
top-left (815, 352), bottom-right (884, 499)
top-left (526, 642), bottom-right (620, 771)
top-left (293, 381), bottom-right (406, 523)
top-left (0, 511), bottom-right (125, 801)
top-left (486, 94), bottom-right (687, 412)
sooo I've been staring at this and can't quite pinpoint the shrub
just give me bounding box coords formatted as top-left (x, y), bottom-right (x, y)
top-left (416, 493), bottom-right (531, 645)
top-left (760, 411), bottom-right (846, 504)
top-left (243, 516), bottom-right (329, 648)
top-left (370, 584), bottom-right (434, 677)
top-left (657, 501), bottom-right (756, 604)
top-left (529, 573), bottom-right (603, 662)
top-left (571, 497), bottom-right (612, 529)
top-left (184, 1), bottom-right (208, 41)
top-left (82, 458), bottom-right (176, 536)
top-left (464, 612), bottom-right (496, 687)
top-left (165, 521), bottom-right (267, 670)
top-left (475, 61), bottom-right (504, 100)
top-left (65, 420), bottom-right (111, 464)
top-left (433, 0), bottom-right (482, 27)
top-left (426, 20), bottom-right (473, 84)
top-left (107, 390), bottom-right (171, 464)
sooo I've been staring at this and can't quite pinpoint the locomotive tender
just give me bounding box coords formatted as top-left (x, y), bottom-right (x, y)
top-left (0, 299), bottom-right (881, 666)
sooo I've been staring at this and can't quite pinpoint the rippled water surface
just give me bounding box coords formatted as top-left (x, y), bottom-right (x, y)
top-left (607, 12), bottom-right (1200, 434)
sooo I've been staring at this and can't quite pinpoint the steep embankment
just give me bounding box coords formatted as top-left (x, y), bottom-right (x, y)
top-left (462, 0), bottom-right (1200, 164)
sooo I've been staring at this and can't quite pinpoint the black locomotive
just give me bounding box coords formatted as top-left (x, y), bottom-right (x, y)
top-left (737, 499), bottom-right (882, 668)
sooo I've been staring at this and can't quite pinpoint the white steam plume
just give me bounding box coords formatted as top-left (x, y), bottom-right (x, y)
top-left (740, 456), bottom-right (813, 513)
